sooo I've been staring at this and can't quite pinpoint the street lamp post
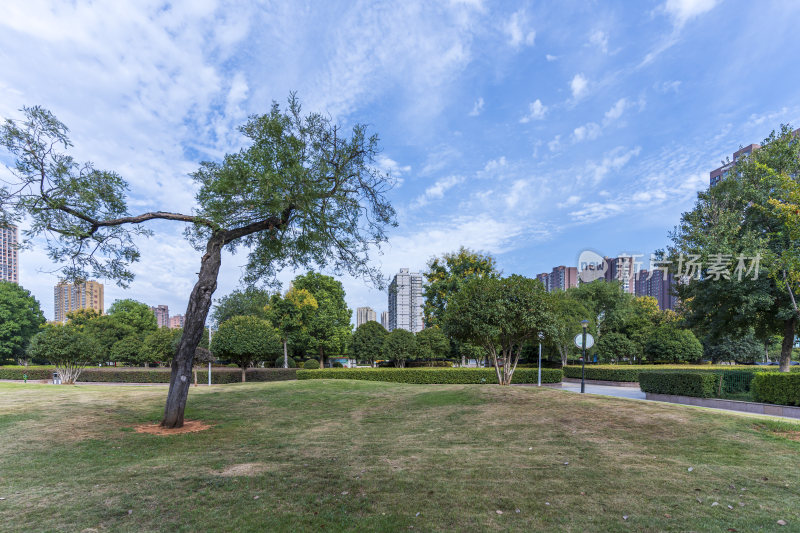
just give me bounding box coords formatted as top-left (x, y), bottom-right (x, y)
top-left (537, 332), bottom-right (544, 386)
top-left (580, 319), bottom-right (589, 394)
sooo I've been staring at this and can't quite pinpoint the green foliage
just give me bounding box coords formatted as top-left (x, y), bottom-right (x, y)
top-left (443, 274), bottom-right (552, 384)
top-left (0, 366), bottom-right (296, 383)
top-left (383, 329), bottom-right (418, 367)
top-left (274, 356), bottom-right (296, 368)
top-left (644, 326), bottom-right (704, 363)
top-left (639, 372), bottom-right (720, 398)
top-left (0, 280), bottom-right (45, 363)
top-left (562, 364), bottom-right (773, 383)
top-left (752, 372), bottom-right (800, 406)
top-left (703, 331), bottom-right (763, 364)
top-left (211, 288), bottom-right (271, 327)
top-left (139, 327), bottom-right (181, 366)
top-left (545, 290), bottom-right (593, 367)
top-left (211, 316), bottom-right (282, 372)
top-left (26, 324), bottom-right (102, 383)
top-left (414, 326), bottom-right (450, 361)
top-left (296, 367), bottom-right (563, 384)
top-left (595, 331), bottom-right (638, 364)
top-left (109, 336), bottom-right (144, 366)
top-left (303, 359), bottom-right (320, 369)
top-left (107, 299), bottom-right (158, 333)
top-left (332, 362), bottom-right (344, 368)
top-left (422, 247), bottom-right (499, 328)
top-left (292, 272), bottom-right (352, 363)
top-left (352, 320), bottom-right (387, 366)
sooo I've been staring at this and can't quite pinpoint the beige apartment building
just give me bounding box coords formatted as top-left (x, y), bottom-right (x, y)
top-left (54, 280), bottom-right (104, 322)
top-left (0, 225), bottom-right (19, 283)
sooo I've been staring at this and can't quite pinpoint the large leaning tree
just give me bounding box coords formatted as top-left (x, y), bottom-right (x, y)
top-left (0, 97), bottom-right (396, 427)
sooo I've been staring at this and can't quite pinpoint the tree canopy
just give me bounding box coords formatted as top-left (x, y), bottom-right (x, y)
top-left (27, 324), bottom-right (102, 384)
top-left (211, 316), bottom-right (281, 381)
top-left (383, 329), bottom-right (417, 368)
top-left (0, 280), bottom-right (45, 364)
top-left (0, 98), bottom-right (396, 427)
top-left (352, 320), bottom-right (387, 366)
top-left (292, 272), bottom-right (352, 368)
top-left (211, 288), bottom-right (271, 327)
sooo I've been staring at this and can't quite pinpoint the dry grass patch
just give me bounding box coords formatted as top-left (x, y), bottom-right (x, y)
top-left (134, 420), bottom-right (213, 435)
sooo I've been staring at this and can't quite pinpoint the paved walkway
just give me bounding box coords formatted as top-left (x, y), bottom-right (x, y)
top-left (553, 382), bottom-right (647, 400)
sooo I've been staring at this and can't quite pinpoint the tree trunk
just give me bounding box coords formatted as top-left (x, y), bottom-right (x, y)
top-left (193, 369), bottom-right (197, 387)
top-left (241, 367), bottom-right (246, 382)
top-left (161, 235), bottom-right (223, 428)
top-left (319, 346), bottom-right (324, 369)
top-left (461, 355), bottom-right (465, 367)
top-left (283, 339), bottom-right (288, 368)
top-left (779, 316), bottom-right (796, 372)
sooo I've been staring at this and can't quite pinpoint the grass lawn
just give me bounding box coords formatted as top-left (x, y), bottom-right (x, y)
top-left (1, 381), bottom-right (799, 532)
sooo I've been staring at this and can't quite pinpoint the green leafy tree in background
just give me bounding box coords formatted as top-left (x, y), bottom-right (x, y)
top-left (415, 326), bottom-right (450, 364)
top-left (211, 287), bottom-right (270, 327)
top-left (110, 336), bottom-right (144, 366)
top-left (352, 320), bottom-right (387, 367)
top-left (293, 272), bottom-right (352, 369)
top-left (26, 324), bottom-right (101, 383)
top-left (0, 99), bottom-right (395, 427)
top-left (644, 325), bottom-right (703, 364)
top-left (0, 280), bottom-right (45, 364)
top-left (107, 299), bottom-right (158, 333)
top-left (546, 289), bottom-right (593, 367)
top-left (140, 328), bottom-right (182, 367)
top-left (703, 331), bottom-right (763, 364)
top-left (443, 275), bottom-right (552, 385)
top-left (595, 332), bottom-right (638, 364)
top-left (670, 124), bottom-right (800, 372)
top-left (383, 329), bottom-right (417, 368)
top-left (211, 316), bottom-right (282, 381)
top-left (266, 286), bottom-right (318, 368)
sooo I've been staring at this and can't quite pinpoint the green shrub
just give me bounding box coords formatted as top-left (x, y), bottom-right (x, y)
top-left (0, 366), bottom-right (296, 383)
top-left (296, 367), bottom-right (562, 384)
top-left (563, 365), bottom-right (773, 383)
top-left (274, 356), bottom-right (296, 368)
top-left (639, 372), bottom-right (720, 398)
top-left (752, 373), bottom-right (800, 406)
top-left (407, 360), bottom-right (454, 368)
top-left (332, 362), bottom-right (344, 368)
top-left (303, 359), bottom-right (320, 369)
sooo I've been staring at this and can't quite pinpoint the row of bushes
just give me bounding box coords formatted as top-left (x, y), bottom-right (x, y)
top-left (752, 373), bottom-right (800, 406)
top-left (296, 367), bottom-right (563, 384)
top-left (639, 372), bottom-right (721, 398)
top-left (0, 367), bottom-right (297, 384)
top-left (563, 364), bottom-right (783, 383)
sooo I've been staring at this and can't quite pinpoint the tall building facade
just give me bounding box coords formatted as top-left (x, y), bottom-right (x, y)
top-left (710, 128), bottom-right (800, 187)
top-left (535, 266), bottom-right (577, 293)
top-left (151, 305), bottom-right (169, 328)
top-left (169, 314), bottom-right (185, 329)
top-left (54, 280), bottom-right (104, 323)
top-left (0, 225), bottom-right (19, 283)
top-left (536, 272), bottom-right (549, 290)
top-left (604, 256), bottom-right (636, 294)
top-left (635, 269), bottom-right (678, 311)
top-left (356, 306), bottom-right (377, 328)
top-left (380, 311), bottom-right (389, 330)
top-left (388, 268), bottom-right (424, 333)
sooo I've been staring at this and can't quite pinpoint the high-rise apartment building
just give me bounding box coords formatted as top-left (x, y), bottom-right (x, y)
top-left (356, 306), bottom-right (377, 328)
top-left (0, 225), bottom-right (19, 283)
top-left (380, 311), bottom-right (389, 330)
top-left (604, 256), bottom-right (636, 294)
top-left (169, 314), bottom-right (185, 329)
top-left (388, 268), bottom-right (424, 333)
top-left (635, 269), bottom-right (678, 311)
top-left (535, 266), bottom-right (577, 293)
top-left (54, 280), bottom-right (104, 323)
top-left (151, 305), bottom-right (169, 328)
top-left (710, 128), bottom-right (800, 187)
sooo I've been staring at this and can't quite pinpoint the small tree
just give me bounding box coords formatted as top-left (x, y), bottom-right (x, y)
top-left (443, 275), bottom-right (552, 385)
top-left (140, 328), bottom-right (181, 366)
top-left (0, 280), bottom-right (46, 365)
top-left (383, 329), bottom-right (417, 367)
top-left (546, 290), bottom-right (593, 367)
top-left (110, 335), bottom-right (144, 366)
top-left (293, 273), bottom-right (352, 369)
top-left (644, 326), bottom-right (704, 364)
top-left (211, 288), bottom-right (271, 327)
top-left (352, 320), bottom-right (387, 367)
top-left (266, 286), bottom-right (318, 368)
top-left (26, 325), bottom-right (101, 383)
top-left (192, 346), bottom-right (215, 386)
top-left (595, 332), bottom-right (638, 364)
top-left (211, 316), bottom-right (281, 381)
top-left (415, 326), bottom-right (450, 364)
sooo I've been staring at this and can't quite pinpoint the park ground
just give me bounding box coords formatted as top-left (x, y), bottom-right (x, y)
top-left (1, 380), bottom-right (799, 532)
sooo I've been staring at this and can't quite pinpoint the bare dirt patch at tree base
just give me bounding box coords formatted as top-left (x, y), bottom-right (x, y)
top-left (134, 420), bottom-right (213, 435)
top-left (217, 463), bottom-right (274, 477)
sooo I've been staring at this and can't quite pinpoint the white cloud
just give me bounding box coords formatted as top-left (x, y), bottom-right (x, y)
top-left (547, 135), bottom-right (562, 152)
top-left (412, 175), bottom-right (465, 208)
top-left (663, 0), bottom-right (720, 26)
top-left (504, 180), bottom-right (528, 209)
top-left (376, 155), bottom-right (411, 182)
top-left (557, 195), bottom-right (581, 208)
top-left (572, 122), bottom-right (602, 142)
top-left (469, 97), bottom-right (484, 116)
top-left (589, 30), bottom-right (609, 53)
top-left (570, 74), bottom-right (588, 99)
top-left (585, 146), bottom-right (641, 184)
top-left (545, 54), bottom-right (558, 62)
top-left (519, 99), bottom-right (547, 123)
top-left (483, 156), bottom-right (508, 173)
top-left (655, 80), bottom-right (682, 93)
top-left (504, 9), bottom-right (536, 48)
top-left (604, 98), bottom-right (629, 122)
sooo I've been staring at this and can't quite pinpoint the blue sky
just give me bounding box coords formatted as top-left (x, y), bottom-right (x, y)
top-left (2, 0), bottom-right (800, 323)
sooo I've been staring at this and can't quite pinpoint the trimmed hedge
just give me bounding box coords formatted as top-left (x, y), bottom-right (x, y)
top-left (303, 360), bottom-right (320, 369)
top-left (639, 372), bottom-right (720, 398)
top-left (752, 372), bottom-right (800, 406)
top-left (296, 367), bottom-right (563, 384)
top-left (563, 365), bottom-right (777, 383)
top-left (0, 367), bottom-right (297, 384)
